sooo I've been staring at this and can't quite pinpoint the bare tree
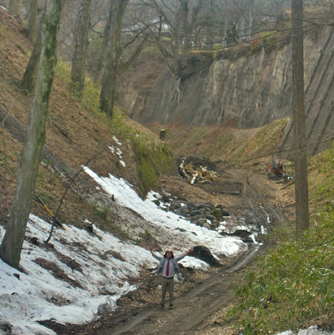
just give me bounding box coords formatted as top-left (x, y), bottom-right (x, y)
top-left (291, 0), bottom-right (309, 236)
top-left (99, 0), bottom-right (150, 117)
top-left (27, 0), bottom-right (38, 43)
top-left (0, 0), bottom-right (64, 269)
top-left (95, 1), bottom-right (113, 83)
top-left (71, 0), bottom-right (92, 95)
top-left (141, 0), bottom-right (210, 76)
top-left (20, 11), bottom-right (45, 94)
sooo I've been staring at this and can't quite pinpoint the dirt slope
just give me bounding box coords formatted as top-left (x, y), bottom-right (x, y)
top-left (0, 8), bottom-right (159, 235)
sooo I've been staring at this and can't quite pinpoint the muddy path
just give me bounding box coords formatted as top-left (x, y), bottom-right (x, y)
top-left (42, 167), bottom-right (293, 335)
top-left (97, 168), bottom-right (293, 335)
top-left (100, 246), bottom-right (260, 335)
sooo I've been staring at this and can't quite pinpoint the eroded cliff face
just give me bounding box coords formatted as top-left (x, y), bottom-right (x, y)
top-left (128, 26), bottom-right (334, 154)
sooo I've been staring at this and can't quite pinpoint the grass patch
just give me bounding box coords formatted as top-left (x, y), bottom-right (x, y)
top-left (225, 141), bottom-right (334, 334)
top-left (132, 140), bottom-right (175, 196)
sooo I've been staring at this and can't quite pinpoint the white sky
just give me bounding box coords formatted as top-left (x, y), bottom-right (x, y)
top-left (0, 137), bottom-right (248, 335)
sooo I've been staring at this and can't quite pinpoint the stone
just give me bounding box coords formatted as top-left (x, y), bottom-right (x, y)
top-left (211, 208), bottom-right (223, 218)
top-left (189, 245), bottom-right (221, 267)
top-left (170, 199), bottom-right (182, 211)
top-left (180, 206), bottom-right (190, 216)
top-left (206, 214), bottom-right (216, 221)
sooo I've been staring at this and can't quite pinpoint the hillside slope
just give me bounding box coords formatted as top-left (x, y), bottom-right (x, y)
top-left (0, 8), bottom-right (175, 237)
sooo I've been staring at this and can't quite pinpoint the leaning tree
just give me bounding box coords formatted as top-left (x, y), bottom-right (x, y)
top-left (0, 0), bottom-right (64, 269)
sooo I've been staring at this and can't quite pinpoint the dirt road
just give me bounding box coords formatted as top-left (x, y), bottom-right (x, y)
top-left (40, 166), bottom-right (293, 335)
top-left (97, 168), bottom-right (293, 335)
top-left (98, 245), bottom-right (259, 335)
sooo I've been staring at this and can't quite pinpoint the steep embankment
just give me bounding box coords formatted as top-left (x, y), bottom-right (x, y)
top-left (126, 25), bottom-right (334, 156)
top-left (0, 8), bottom-right (175, 238)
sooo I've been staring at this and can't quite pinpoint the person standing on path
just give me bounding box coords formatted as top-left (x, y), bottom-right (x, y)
top-left (146, 247), bottom-right (193, 309)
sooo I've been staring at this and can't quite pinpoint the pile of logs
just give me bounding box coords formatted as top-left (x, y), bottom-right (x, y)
top-left (178, 160), bottom-right (218, 184)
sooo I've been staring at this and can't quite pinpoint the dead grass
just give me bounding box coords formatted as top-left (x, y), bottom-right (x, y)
top-left (0, 8), bottom-right (162, 237)
top-left (146, 118), bottom-right (289, 169)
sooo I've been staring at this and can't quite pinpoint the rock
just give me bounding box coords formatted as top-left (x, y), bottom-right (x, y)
top-left (204, 202), bottom-right (214, 209)
top-left (170, 199), bottom-right (182, 211)
top-left (187, 202), bottom-right (199, 211)
top-left (211, 219), bottom-right (220, 229)
top-left (0, 323), bottom-right (13, 334)
top-left (206, 214), bottom-right (216, 221)
top-left (161, 194), bottom-right (170, 203)
top-left (173, 208), bottom-right (182, 215)
top-left (202, 222), bottom-right (211, 229)
top-left (180, 206), bottom-right (190, 216)
top-left (191, 210), bottom-right (203, 216)
top-left (189, 245), bottom-right (222, 267)
top-left (221, 229), bottom-right (253, 243)
top-left (211, 208), bottom-right (223, 218)
top-left (196, 218), bottom-right (208, 227)
top-left (221, 210), bottom-right (230, 217)
top-left (215, 204), bottom-right (225, 212)
top-left (98, 301), bottom-right (113, 316)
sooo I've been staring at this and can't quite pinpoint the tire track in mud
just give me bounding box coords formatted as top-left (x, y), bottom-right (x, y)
top-left (95, 171), bottom-right (289, 335)
top-left (101, 246), bottom-right (259, 335)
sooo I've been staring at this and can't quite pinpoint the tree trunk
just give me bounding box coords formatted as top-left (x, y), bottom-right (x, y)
top-left (0, 0), bottom-right (63, 269)
top-left (95, 1), bottom-right (113, 83)
top-left (291, 0), bottom-right (309, 236)
top-left (27, 0), bottom-right (38, 43)
top-left (99, 0), bottom-right (128, 117)
top-left (9, 0), bottom-right (20, 15)
top-left (71, 0), bottom-right (92, 96)
top-left (248, 0), bottom-right (253, 40)
top-left (20, 12), bottom-right (45, 94)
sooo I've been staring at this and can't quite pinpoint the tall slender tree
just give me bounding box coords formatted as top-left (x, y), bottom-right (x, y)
top-left (291, 0), bottom-right (309, 236)
top-left (141, 0), bottom-right (208, 76)
top-left (20, 12), bottom-right (45, 94)
top-left (71, 0), bottom-right (92, 96)
top-left (95, 2), bottom-right (113, 83)
top-left (99, 0), bottom-right (150, 117)
top-left (0, 0), bottom-right (64, 269)
top-left (27, 0), bottom-right (38, 43)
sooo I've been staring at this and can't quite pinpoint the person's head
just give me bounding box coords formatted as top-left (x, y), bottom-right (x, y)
top-left (164, 250), bottom-right (174, 258)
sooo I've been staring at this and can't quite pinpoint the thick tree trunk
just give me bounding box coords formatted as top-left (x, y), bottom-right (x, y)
top-left (71, 0), bottom-right (92, 96)
top-left (100, 70), bottom-right (117, 118)
top-left (291, 0), bottom-right (309, 236)
top-left (0, 0), bottom-right (63, 269)
top-left (20, 12), bottom-right (45, 94)
top-left (27, 0), bottom-right (38, 43)
top-left (9, 0), bottom-right (20, 15)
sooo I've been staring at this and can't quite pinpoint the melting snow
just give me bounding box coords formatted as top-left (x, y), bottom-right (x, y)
top-left (0, 168), bottom-right (247, 334)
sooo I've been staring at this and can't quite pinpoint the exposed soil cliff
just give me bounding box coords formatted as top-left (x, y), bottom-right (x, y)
top-left (127, 26), bottom-right (334, 156)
